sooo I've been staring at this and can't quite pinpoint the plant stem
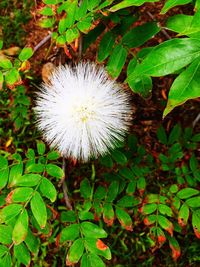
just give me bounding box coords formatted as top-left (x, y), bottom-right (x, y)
top-left (60, 157), bottom-right (73, 210)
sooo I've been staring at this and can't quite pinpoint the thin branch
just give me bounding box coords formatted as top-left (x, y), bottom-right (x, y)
top-left (34, 33), bottom-right (52, 53)
top-left (146, 11), bottom-right (171, 40)
top-left (78, 0), bottom-right (83, 59)
top-left (59, 158), bottom-right (73, 210)
top-left (193, 113), bottom-right (200, 128)
top-left (78, 34), bottom-right (83, 60)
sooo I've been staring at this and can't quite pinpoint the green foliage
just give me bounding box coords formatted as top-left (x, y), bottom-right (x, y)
top-left (0, 0), bottom-right (32, 46)
top-left (1, 0), bottom-right (200, 266)
top-left (1, 123), bottom-right (199, 266)
top-left (35, 0), bottom-right (200, 117)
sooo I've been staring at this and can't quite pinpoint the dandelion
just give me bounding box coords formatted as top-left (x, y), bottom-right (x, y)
top-left (34, 62), bottom-right (132, 162)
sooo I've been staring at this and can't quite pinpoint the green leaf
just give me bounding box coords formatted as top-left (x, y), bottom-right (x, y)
top-left (39, 178), bottom-right (57, 202)
top-left (30, 192), bottom-right (47, 228)
top-left (88, 0), bottom-right (100, 10)
top-left (0, 58), bottom-right (12, 69)
top-left (111, 149), bottom-right (127, 165)
top-left (80, 178), bottom-right (92, 199)
top-left (26, 163), bottom-right (45, 173)
top-left (0, 70), bottom-right (3, 86)
top-left (186, 196), bottom-right (200, 208)
top-left (64, 0), bottom-right (78, 28)
top-left (119, 167), bottom-right (134, 180)
top-left (178, 203), bottom-right (189, 226)
top-left (81, 222), bottom-right (107, 238)
top-left (39, 6), bottom-right (54, 16)
top-left (60, 224), bottom-right (80, 242)
top-left (161, 0), bottom-right (192, 14)
top-left (12, 209), bottom-right (28, 245)
top-left (47, 150), bottom-right (60, 160)
top-left (46, 164), bottom-right (64, 178)
top-left (76, 0), bottom-right (87, 20)
top-left (192, 133), bottom-right (200, 142)
top-left (0, 40), bottom-right (3, 50)
top-left (83, 24), bottom-right (105, 51)
top-left (145, 194), bottom-right (159, 203)
top-left (7, 187), bottom-right (33, 203)
top-left (127, 57), bottom-right (137, 76)
top-left (144, 214), bottom-right (157, 225)
top-left (8, 162), bottom-right (23, 187)
top-left (177, 188), bottom-right (199, 199)
top-left (0, 225), bottom-right (12, 244)
top-left (106, 44), bottom-right (128, 78)
top-left (81, 253), bottom-right (105, 267)
top-left (0, 251), bottom-right (12, 267)
top-left (65, 28), bottom-right (80, 43)
top-left (158, 204), bottom-right (173, 217)
top-left (117, 195), bottom-right (135, 207)
top-left (99, 155), bottom-right (113, 168)
top-left (196, 0), bottom-right (200, 10)
top-left (94, 186), bottom-right (106, 200)
top-left (103, 203), bottom-right (114, 226)
top-left (163, 59), bottom-right (200, 117)
top-left (25, 229), bottom-right (40, 254)
top-left (157, 126), bottom-right (168, 145)
top-left (77, 16), bottom-right (92, 33)
top-left (39, 18), bottom-right (55, 28)
top-left (0, 156), bottom-right (9, 190)
top-left (116, 207), bottom-right (133, 231)
top-left (166, 14), bottom-right (193, 34)
top-left (180, 10), bottom-right (200, 37)
top-left (158, 215), bottom-right (174, 235)
top-left (190, 154), bottom-right (198, 173)
top-left (128, 74), bottom-right (152, 98)
top-left (68, 238), bottom-right (84, 264)
top-left (137, 177), bottom-right (146, 191)
top-left (26, 148), bottom-right (35, 159)
top-left (56, 35), bottom-right (66, 45)
top-left (10, 174), bottom-right (41, 187)
top-left (58, 18), bottom-right (68, 34)
top-left (109, 0), bottom-right (159, 11)
top-left (37, 141), bottom-right (46, 155)
top-left (85, 238), bottom-right (111, 260)
top-left (18, 47), bottom-right (33, 61)
top-left (14, 243), bottom-right (31, 266)
top-left (78, 211), bottom-right (94, 221)
top-left (5, 68), bottom-right (20, 85)
top-left (168, 124), bottom-right (181, 145)
top-left (169, 184), bottom-right (178, 194)
top-left (43, 0), bottom-right (57, 3)
top-left (127, 38), bottom-right (200, 81)
top-left (142, 203), bottom-right (157, 214)
top-left (0, 244), bottom-right (9, 257)
top-left (98, 31), bottom-right (115, 62)
top-left (107, 181), bottom-right (119, 202)
top-left (192, 210), bottom-right (200, 238)
top-left (60, 210), bottom-right (77, 223)
top-left (0, 204), bottom-right (22, 224)
top-left (122, 22), bottom-right (160, 48)
top-left (126, 181), bottom-right (136, 194)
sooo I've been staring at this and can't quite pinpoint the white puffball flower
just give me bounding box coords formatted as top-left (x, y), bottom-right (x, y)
top-left (34, 62), bottom-right (132, 162)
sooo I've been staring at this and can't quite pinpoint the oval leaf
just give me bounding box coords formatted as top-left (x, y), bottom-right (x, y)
top-left (81, 222), bottom-right (107, 238)
top-left (30, 192), bottom-right (47, 228)
top-left (39, 178), bottom-right (57, 202)
top-left (12, 209), bottom-right (29, 245)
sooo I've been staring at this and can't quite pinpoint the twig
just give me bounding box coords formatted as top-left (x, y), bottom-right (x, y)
top-left (60, 158), bottom-right (73, 210)
top-left (34, 33), bottom-right (52, 53)
top-left (78, 0), bottom-right (83, 59)
top-left (146, 11), bottom-right (171, 40)
top-left (193, 113), bottom-right (200, 128)
top-left (78, 34), bottom-right (83, 60)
